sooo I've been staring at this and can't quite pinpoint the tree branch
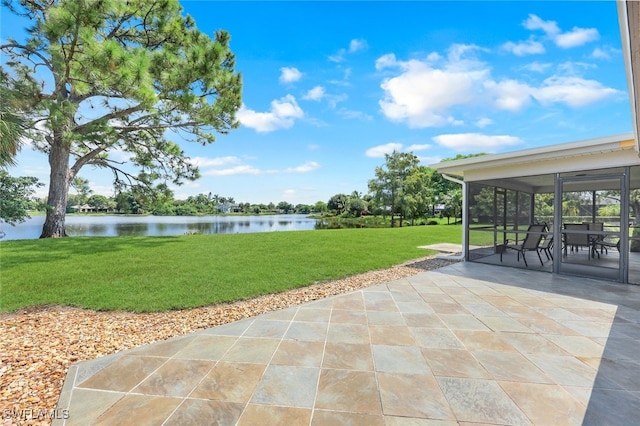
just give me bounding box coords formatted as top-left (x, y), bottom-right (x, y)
top-left (1, 42), bottom-right (53, 72)
top-left (74, 104), bottom-right (143, 134)
top-left (70, 145), bottom-right (109, 176)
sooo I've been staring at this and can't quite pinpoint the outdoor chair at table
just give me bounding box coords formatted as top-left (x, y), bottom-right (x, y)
top-left (563, 223), bottom-right (597, 259)
top-left (586, 222), bottom-right (605, 258)
top-left (597, 238), bottom-right (621, 254)
top-left (500, 224), bottom-right (547, 267)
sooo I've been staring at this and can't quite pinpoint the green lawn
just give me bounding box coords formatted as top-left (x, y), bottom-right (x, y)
top-left (0, 225), bottom-right (461, 313)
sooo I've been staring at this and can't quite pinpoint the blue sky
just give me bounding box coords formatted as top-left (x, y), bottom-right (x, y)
top-left (2, 1), bottom-right (632, 205)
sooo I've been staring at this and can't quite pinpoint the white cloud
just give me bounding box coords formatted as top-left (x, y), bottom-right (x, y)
top-left (188, 156), bottom-right (241, 167)
top-left (378, 45), bottom-right (489, 128)
top-left (107, 145), bottom-right (135, 162)
top-left (590, 46), bottom-right (619, 60)
top-left (329, 39), bottom-right (368, 63)
top-left (484, 79), bottom-right (533, 111)
top-left (555, 27), bottom-right (599, 48)
top-left (524, 14), bottom-right (560, 36)
top-left (375, 53), bottom-right (398, 70)
top-left (365, 143), bottom-right (403, 158)
top-left (237, 95), bottom-right (304, 132)
top-left (406, 144), bottom-right (431, 152)
top-left (279, 67), bottom-right (303, 84)
top-left (485, 75), bottom-right (620, 110)
top-left (433, 133), bottom-right (523, 152)
top-left (533, 76), bottom-right (622, 107)
top-left (446, 44), bottom-right (485, 66)
top-left (590, 47), bottom-right (610, 60)
top-left (338, 109), bottom-right (373, 121)
top-left (365, 142), bottom-right (430, 158)
top-left (523, 14), bottom-right (599, 48)
top-left (521, 62), bottom-right (553, 73)
top-left (205, 165), bottom-right (262, 176)
top-left (557, 61), bottom-right (595, 75)
top-left (349, 39), bottom-right (368, 53)
top-left (284, 161), bottom-right (320, 173)
top-left (377, 39), bottom-right (620, 129)
top-left (203, 161), bottom-right (319, 176)
top-left (303, 86), bottom-right (325, 101)
top-left (419, 155), bottom-right (443, 165)
top-left (329, 52), bottom-right (343, 63)
top-left (502, 39), bottom-right (545, 56)
top-left (326, 93), bottom-right (348, 109)
top-left (475, 118), bottom-right (493, 128)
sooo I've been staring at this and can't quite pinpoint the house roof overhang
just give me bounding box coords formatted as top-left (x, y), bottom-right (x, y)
top-left (432, 133), bottom-right (638, 184)
top-left (432, 133), bottom-right (640, 193)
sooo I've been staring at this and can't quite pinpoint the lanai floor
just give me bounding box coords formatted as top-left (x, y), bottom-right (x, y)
top-left (54, 262), bottom-right (640, 425)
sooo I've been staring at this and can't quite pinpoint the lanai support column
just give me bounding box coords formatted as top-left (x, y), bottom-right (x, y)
top-left (553, 173), bottom-right (562, 274)
top-left (622, 166), bottom-right (631, 283)
top-left (440, 174), bottom-right (468, 261)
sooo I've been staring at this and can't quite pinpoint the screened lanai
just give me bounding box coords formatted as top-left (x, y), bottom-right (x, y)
top-left (433, 133), bottom-right (640, 285)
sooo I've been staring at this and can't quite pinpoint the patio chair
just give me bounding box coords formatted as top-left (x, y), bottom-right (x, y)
top-left (596, 237), bottom-right (620, 255)
top-left (538, 233), bottom-right (554, 261)
top-left (563, 223), bottom-right (595, 258)
top-left (587, 222), bottom-right (604, 258)
top-left (500, 223), bottom-right (547, 267)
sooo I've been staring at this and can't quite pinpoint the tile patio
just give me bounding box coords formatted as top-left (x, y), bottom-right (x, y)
top-left (55, 262), bottom-right (640, 425)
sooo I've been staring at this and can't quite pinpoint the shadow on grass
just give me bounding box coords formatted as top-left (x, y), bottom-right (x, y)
top-left (0, 236), bottom-right (186, 270)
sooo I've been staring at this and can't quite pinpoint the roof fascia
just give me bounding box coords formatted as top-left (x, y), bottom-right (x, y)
top-left (432, 133), bottom-right (635, 178)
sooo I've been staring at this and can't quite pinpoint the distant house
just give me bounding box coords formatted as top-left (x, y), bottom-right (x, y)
top-left (70, 204), bottom-right (118, 213)
top-left (71, 204), bottom-right (93, 213)
top-left (216, 203), bottom-right (241, 214)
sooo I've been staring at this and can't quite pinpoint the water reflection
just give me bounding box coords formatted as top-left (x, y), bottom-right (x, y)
top-left (113, 223), bottom-right (151, 237)
top-left (2, 214), bottom-right (320, 240)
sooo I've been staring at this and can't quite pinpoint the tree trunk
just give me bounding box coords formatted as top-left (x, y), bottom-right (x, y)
top-left (40, 137), bottom-right (72, 238)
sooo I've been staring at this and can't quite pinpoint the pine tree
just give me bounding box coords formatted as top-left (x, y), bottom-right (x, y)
top-left (1, 0), bottom-right (242, 237)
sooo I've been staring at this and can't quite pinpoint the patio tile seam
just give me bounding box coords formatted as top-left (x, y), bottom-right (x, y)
top-left (364, 306), bottom-right (385, 420)
top-left (80, 352), bottom-right (176, 399)
top-left (495, 382), bottom-right (583, 426)
top-left (238, 304), bottom-right (318, 421)
top-left (433, 374), bottom-right (534, 425)
top-left (309, 307), bottom-right (333, 422)
top-left (232, 302), bottom-right (330, 421)
top-left (164, 357), bottom-right (221, 424)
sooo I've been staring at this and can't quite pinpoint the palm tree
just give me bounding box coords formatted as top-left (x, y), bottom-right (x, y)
top-left (0, 75), bottom-right (26, 167)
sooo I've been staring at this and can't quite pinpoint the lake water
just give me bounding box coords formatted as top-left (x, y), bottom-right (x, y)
top-left (0, 214), bottom-right (320, 240)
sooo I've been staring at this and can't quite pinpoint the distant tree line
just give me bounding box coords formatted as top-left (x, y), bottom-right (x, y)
top-left (60, 185), bottom-right (329, 217)
top-left (60, 150), bottom-right (467, 226)
top-left (2, 150), bottom-right (469, 228)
